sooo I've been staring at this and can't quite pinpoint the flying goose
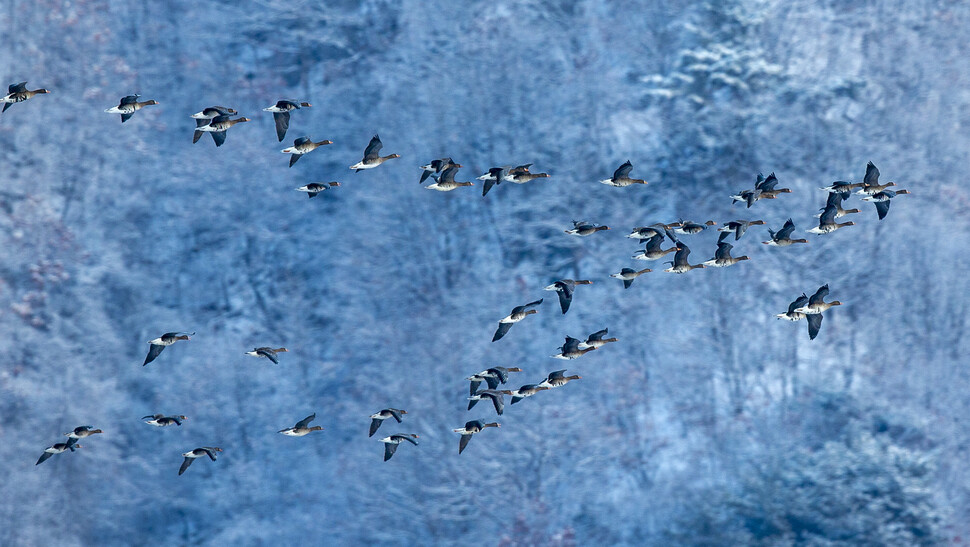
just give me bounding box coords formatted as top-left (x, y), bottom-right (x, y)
top-left (195, 114), bottom-right (250, 147)
top-left (369, 408), bottom-right (407, 437)
top-left (794, 284), bottom-right (841, 314)
top-left (600, 160), bottom-right (647, 186)
top-left (178, 447), bottom-right (222, 475)
top-left (776, 293), bottom-right (809, 321)
top-left (610, 267), bottom-right (652, 289)
top-left (672, 220), bottom-right (716, 235)
top-left (1, 82), bottom-right (49, 113)
top-left (544, 279), bottom-right (592, 314)
top-left (807, 203), bottom-right (856, 234)
top-left (350, 134), bottom-right (400, 171)
top-left (565, 221), bottom-right (609, 236)
top-left (552, 336), bottom-right (596, 359)
top-left (421, 158), bottom-right (460, 184)
top-left (190, 106), bottom-right (236, 144)
top-left (65, 426), bottom-right (103, 439)
top-left (282, 136), bottom-right (333, 167)
top-left (105, 94), bottom-right (158, 122)
top-left (762, 219), bottom-right (808, 246)
top-left (245, 347), bottom-right (288, 364)
top-left (492, 299), bottom-right (543, 342)
top-left (862, 189), bottom-right (910, 220)
top-left (36, 438), bottom-right (80, 465)
top-left (504, 384), bottom-right (550, 404)
top-left (467, 367), bottom-right (522, 395)
top-left (663, 241), bottom-right (706, 273)
top-left (296, 182), bottom-right (340, 198)
top-left (702, 241), bottom-right (749, 267)
top-left (578, 328), bottom-right (618, 349)
top-left (426, 165), bottom-right (473, 191)
top-left (856, 161), bottom-right (896, 195)
top-left (477, 166), bottom-right (508, 196)
top-left (538, 369), bottom-right (582, 389)
top-left (143, 332), bottom-right (193, 366)
top-left (454, 420), bottom-right (500, 454)
top-left (717, 219), bottom-right (765, 242)
top-left (143, 414), bottom-right (186, 427)
top-left (503, 163), bottom-right (549, 183)
top-left (814, 192), bottom-right (861, 219)
top-left (467, 389), bottom-right (507, 415)
top-left (263, 100), bottom-right (311, 141)
top-left (379, 434), bottom-right (419, 461)
top-left (279, 413), bottom-right (324, 436)
top-left (632, 234), bottom-right (680, 261)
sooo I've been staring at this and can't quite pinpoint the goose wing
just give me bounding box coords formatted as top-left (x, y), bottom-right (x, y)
top-left (369, 418), bottom-right (383, 437)
top-left (383, 442), bottom-right (398, 461)
top-left (808, 285), bottom-right (829, 305)
top-left (273, 111), bottom-right (290, 141)
top-left (363, 134), bottom-right (383, 161)
top-left (178, 457), bottom-right (193, 475)
top-left (295, 413), bottom-right (316, 429)
top-left (807, 313), bottom-right (823, 340)
top-left (775, 219), bottom-right (796, 240)
top-left (613, 160), bottom-right (633, 180)
top-left (143, 344), bottom-right (165, 366)
top-left (864, 161), bottom-right (880, 186)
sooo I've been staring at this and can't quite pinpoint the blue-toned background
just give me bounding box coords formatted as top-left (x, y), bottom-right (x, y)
top-left (2, 1), bottom-right (967, 544)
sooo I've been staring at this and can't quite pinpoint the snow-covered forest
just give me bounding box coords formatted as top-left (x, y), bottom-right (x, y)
top-left (2, 0), bottom-right (968, 544)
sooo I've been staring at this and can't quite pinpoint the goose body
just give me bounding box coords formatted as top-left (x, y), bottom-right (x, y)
top-left (776, 293), bottom-right (809, 321)
top-left (862, 189), bottom-right (910, 220)
top-left (421, 158), bottom-right (460, 184)
top-left (144, 331), bottom-right (193, 366)
top-left (565, 221), bottom-right (609, 236)
top-left (611, 267), bottom-right (652, 289)
top-left (672, 220), bottom-right (716, 235)
top-left (632, 234), bottom-right (679, 261)
top-left (282, 136), bottom-right (333, 167)
top-left (279, 413), bottom-right (323, 436)
top-left (36, 438), bottom-right (80, 465)
top-left (808, 203), bottom-right (855, 234)
top-left (426, 165), bottom-right (473, 191)
top-left (477, 166), bottom-right (507, 196)
top-left (763, 219), bottom-right (808, 246)
top-left (2, 82), bottom-right (49, 113)
top-left (703, 242), bottom-right (749, 267)
top-left (552, 336), bottom-right (596, 359)
top-left (380, 434), bottom-right (419, 461)
top-left (263, 100), bottom-right (311, 141)
top-left (543, 279), bottom-right (592, 314)
top-left (493, 299), bottom-right (543, 341)
top-left (601, 160), bottom-right (647, 186)
top-left (454, 420), bottom-right (500, 454)
top-left (664, 241), bottom-right (706, 273)
top-left (245, 347), bottom-right (288, 364)
top-left (467, 367), bottom-right (522, 394)
top-left (296, 182), bottom-right (340, 198)
top-left (105, 94), bottom-right (158, 122)
top-left (505, 384), bottom-right (550, 404)
top-left (502, 163), bottom-right (549, 183)
top-left (467, 389), bottom-right (507, 415)
top-left (350, 134), bottom-right (400, 171)
top-left (190, 106), bottom-right (237, 143)
top-left (369, 408), bottom-right (407, 437)
top-left (178, 447), bottom-right (222, 475)
top-left (65, 426), bottom-right (103, 439)
top-left (143, 414), bottom-right (186, 427)
top-left (855, 161), bottom-right (896, 195)
top-left (794, 284), bottom-right (841, 315)
top-left (578, 328), bottom-right (618, 349)
top-left (538, 369), bottom-right (582, 389)
top-left (195, 115), bottom-right (250, 147)
top-left (717, 219), bottom-right (765, 242)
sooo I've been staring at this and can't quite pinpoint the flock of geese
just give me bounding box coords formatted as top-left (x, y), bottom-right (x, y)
top-left (5, 80), bottom-right (910, 473)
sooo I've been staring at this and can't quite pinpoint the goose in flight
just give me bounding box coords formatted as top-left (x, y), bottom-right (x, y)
top-left (178, 447), bottom-right (222, 476)
top-left (245, 347), bottom-right (288, 364)
top-left (379, 434), bottom-right (419, 461)
top-left (105, 94), bottom-right (158, 122)
top-left (610, 267), bottom-right (652, 289)
top-left (281, 136), bottom-right (333, 167)
top-left (600, 160), bottom-right (647, 187)
top-left (295, 182), bottom-right (340, 198)
top-left (143, 332), bottom-right (193, 366)
top-left (1, 81), bottom-right (49, 113)
top-left (263, 100), bottom-right (311, 141)
top-left (369, 408), bottom-right (407, 437)
top-left (350, 134), bottom-right (400, 171)
top-left (36, 438), bottom-right (80, 465)
top-left (454, 420), bottom-right (500, 454)
top-left (279, 413), bottom-right (324, 436)
top-left (544, 279), bottom-right (592, 314)
top-left (492, 299), bottom-right (543, 342)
